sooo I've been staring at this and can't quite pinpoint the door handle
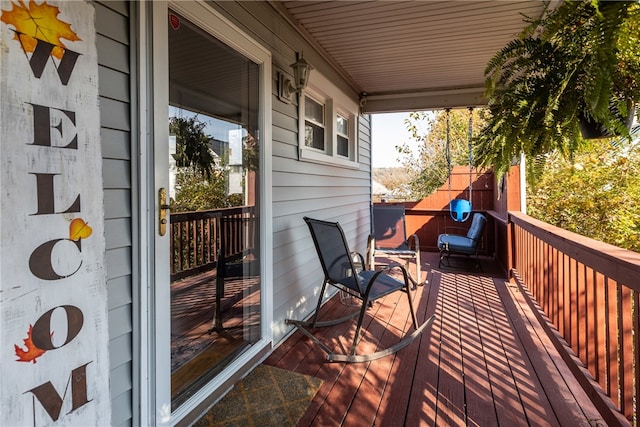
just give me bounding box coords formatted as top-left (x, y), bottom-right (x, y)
top-left (159, 188), bottom-right (170, 236)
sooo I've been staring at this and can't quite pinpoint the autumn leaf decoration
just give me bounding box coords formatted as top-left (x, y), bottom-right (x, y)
top-left (15, 324), bottom-right (51, 364)
top-left (0, 0), bottom-right (81, 59)
top-left (70, 217), bottom-right (92, 241)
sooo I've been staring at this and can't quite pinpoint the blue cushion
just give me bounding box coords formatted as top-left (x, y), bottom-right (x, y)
top-left (466, 213), bottom-right (486, 240)
top-left (438, 234), bottom-right (477, 254)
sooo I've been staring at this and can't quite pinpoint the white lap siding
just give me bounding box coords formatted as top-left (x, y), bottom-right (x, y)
top-left (96, 2), bottom-right (134, 426)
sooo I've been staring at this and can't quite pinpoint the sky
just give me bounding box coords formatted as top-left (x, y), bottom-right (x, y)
top-left (371, 112), bottom-right (419, 168)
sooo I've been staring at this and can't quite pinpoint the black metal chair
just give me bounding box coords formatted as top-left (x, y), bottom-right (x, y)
top-left (286, 217), bottom-right (435, 363)
top-left (367, 204), bottom-right (424, 286)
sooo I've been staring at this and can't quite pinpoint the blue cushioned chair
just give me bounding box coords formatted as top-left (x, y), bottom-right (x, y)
top-left (437, 213), bottom-right (487, 271)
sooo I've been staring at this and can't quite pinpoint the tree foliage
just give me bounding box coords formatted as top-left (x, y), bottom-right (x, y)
top-left (170, 116), bottom-right (216, 180)
top-left (372, 167), bottom-right (411, 198)
top-left (476, 1), bottom-right (640, 182)
top-left (527, 130), bottom-right (640, 252)
top-left (399, 109), bottom-right (486, 199)
top-left (171, 168), bottom-right (244, 212)
top-left (169, 115), bottom-right (244, 212)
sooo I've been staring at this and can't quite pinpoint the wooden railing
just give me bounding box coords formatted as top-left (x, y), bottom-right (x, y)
top-left (398, 202), bottom-right (638, 424)
top-left (169, 206), bottom-right (257, 282)
top-left (510, 211), bottom-right (640, 426)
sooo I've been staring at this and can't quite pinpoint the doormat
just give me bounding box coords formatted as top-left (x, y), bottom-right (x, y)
top-left (193, 364), bottom-right (323, 426)
top-left (172, 334), bottom-right (213, 372)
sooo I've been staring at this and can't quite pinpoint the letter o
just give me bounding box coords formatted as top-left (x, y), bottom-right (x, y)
top-left (32, 305), bottom-right (84, 350)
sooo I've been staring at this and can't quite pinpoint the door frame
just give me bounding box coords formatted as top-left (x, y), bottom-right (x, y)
top-left (136, 2), bottom-right (273, 425)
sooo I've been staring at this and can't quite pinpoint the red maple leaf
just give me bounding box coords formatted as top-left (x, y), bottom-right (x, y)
top-left (14, 324), bottom-right (50, 364)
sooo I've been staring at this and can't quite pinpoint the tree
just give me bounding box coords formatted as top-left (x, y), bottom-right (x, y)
top-left (399, 109), bottom-right (486, 199)
top-left (169, 115), bottom-right (243, 212)
top-left (527, 131), bottom-right (640, 252)
top-left (172, 169), bottom-right (229, 212)
top-left (170, 116), bottom-right (216, 180)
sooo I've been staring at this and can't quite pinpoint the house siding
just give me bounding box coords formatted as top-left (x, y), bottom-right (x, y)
top-left (95, 1), bottom-right (134, 426)
top-left (210, 1), bottom-right (373, 342)
top-left (93, 0), bottom-right (371, 424)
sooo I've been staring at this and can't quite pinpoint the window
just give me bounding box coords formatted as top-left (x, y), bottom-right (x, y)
top-left (305, 97), bottom-right (325, 150)
top-left (336, 114), bottom-right (349, 157)
top-left (298, 70), bottom-right (358, 167)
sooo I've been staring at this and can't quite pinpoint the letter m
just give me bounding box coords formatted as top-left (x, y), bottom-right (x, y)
top-left (25, 362), bottom-right (92, 422)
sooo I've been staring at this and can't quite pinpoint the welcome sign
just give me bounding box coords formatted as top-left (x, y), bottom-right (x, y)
top-left (0, 0), bottom-right (110, 425)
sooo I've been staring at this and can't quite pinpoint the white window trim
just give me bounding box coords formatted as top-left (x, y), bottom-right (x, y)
top-left (298, 71), bottom-right (359, 168)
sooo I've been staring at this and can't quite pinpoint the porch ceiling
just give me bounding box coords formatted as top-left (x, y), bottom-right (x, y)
top-left (272, 1), bottom-right (552, 113)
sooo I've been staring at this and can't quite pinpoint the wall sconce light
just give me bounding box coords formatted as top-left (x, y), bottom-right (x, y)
top-left (278, 52), bottom-right (313, 104)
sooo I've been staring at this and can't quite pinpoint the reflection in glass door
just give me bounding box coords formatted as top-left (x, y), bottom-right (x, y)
top-left (167, 10), bottom-right (261, 409)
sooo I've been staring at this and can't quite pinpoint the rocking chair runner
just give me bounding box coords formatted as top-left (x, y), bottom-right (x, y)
top-left (286, 217), bottom-right (435, 363)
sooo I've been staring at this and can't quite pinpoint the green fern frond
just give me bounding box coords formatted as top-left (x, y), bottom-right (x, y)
top-left (476, 0), bottom-right (640, 181)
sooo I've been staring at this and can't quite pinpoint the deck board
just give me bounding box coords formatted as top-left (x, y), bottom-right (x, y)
top-left (263, 252), bottom-right (613, 426)
top-left (500, 277), bottom-right (604, 424)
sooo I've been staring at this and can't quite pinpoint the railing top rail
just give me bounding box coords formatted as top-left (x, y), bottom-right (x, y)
top-left (170, 206), bottom-right (255, 222)
top-left (510, 211), bottom-right (640, 291)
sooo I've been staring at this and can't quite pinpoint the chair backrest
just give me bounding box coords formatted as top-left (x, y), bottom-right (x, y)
top-left (466, 213), bottom-right (487, 243)
top-left (372, 205), bottom-right (409, 250)
top-left (304, 217), bottom-right (362, 294)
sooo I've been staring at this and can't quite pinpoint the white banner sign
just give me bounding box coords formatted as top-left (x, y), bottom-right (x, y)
top-left (1, 0), bottom-right (110, 425)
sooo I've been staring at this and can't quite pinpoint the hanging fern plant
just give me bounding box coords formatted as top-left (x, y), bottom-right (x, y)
top-left (476, 0), bottom-right (640, 181)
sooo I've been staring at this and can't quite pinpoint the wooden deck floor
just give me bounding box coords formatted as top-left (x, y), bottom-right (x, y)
top-left (263, 253), bottom-right (607, 426)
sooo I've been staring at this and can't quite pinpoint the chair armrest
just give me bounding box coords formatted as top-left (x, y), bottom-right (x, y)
top-left (407, 233), bottom-right (420, 251)
top-left (350, 251), bottom-right (366, 269)
top-left (362, 263), bottom-right (409, 296)
top-left (366, 235), bottom-right (375, 270)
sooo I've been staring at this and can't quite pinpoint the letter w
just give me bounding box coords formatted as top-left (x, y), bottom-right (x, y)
top-left (25, 362), bottom-right (92, 422)
top-left (16, 31), bottom-right (80, 86)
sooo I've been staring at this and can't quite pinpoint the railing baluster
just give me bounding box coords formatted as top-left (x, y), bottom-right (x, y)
top-left (632, 289), bottom-right (639, 425)
top-left (617, 282), bottom-right (624, 412)
top-left (608, 277), bottom-right (620, 403)
top-left (170, 220), bottom-right (175, 275)
top-left (557, 249), bottom-right (564, 336)
top-left (177, 223), bottom-right (185, 271)
top-left (587, 267), bottom-right (596, 377)
top-left (569, 258), bottom-right (577, 351)
top-left (578, 263), bottom-right (587, 364)
top-left (595, 272), bottom-right (606, 385)
top-left (621, 285), bottom-right (633, 420)
top-left (190, 218), bottom-right (196, 269)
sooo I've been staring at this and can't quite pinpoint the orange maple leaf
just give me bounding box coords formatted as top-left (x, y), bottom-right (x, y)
top-left (0, 0), bottom-right (81, 60)
top-left (14, 324), bottom-right (50, 364)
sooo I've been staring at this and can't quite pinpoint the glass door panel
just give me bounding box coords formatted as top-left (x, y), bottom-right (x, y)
top-left (167, 9), bottom-right (261, 409)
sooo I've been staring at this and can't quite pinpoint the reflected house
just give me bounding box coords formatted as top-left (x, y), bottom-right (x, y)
top-left (372, 180), bottom-right (391, 203)
top-left (0, 1), bottom-right (638, 427)
top-left (209, 134), bottom-right (247, 197)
